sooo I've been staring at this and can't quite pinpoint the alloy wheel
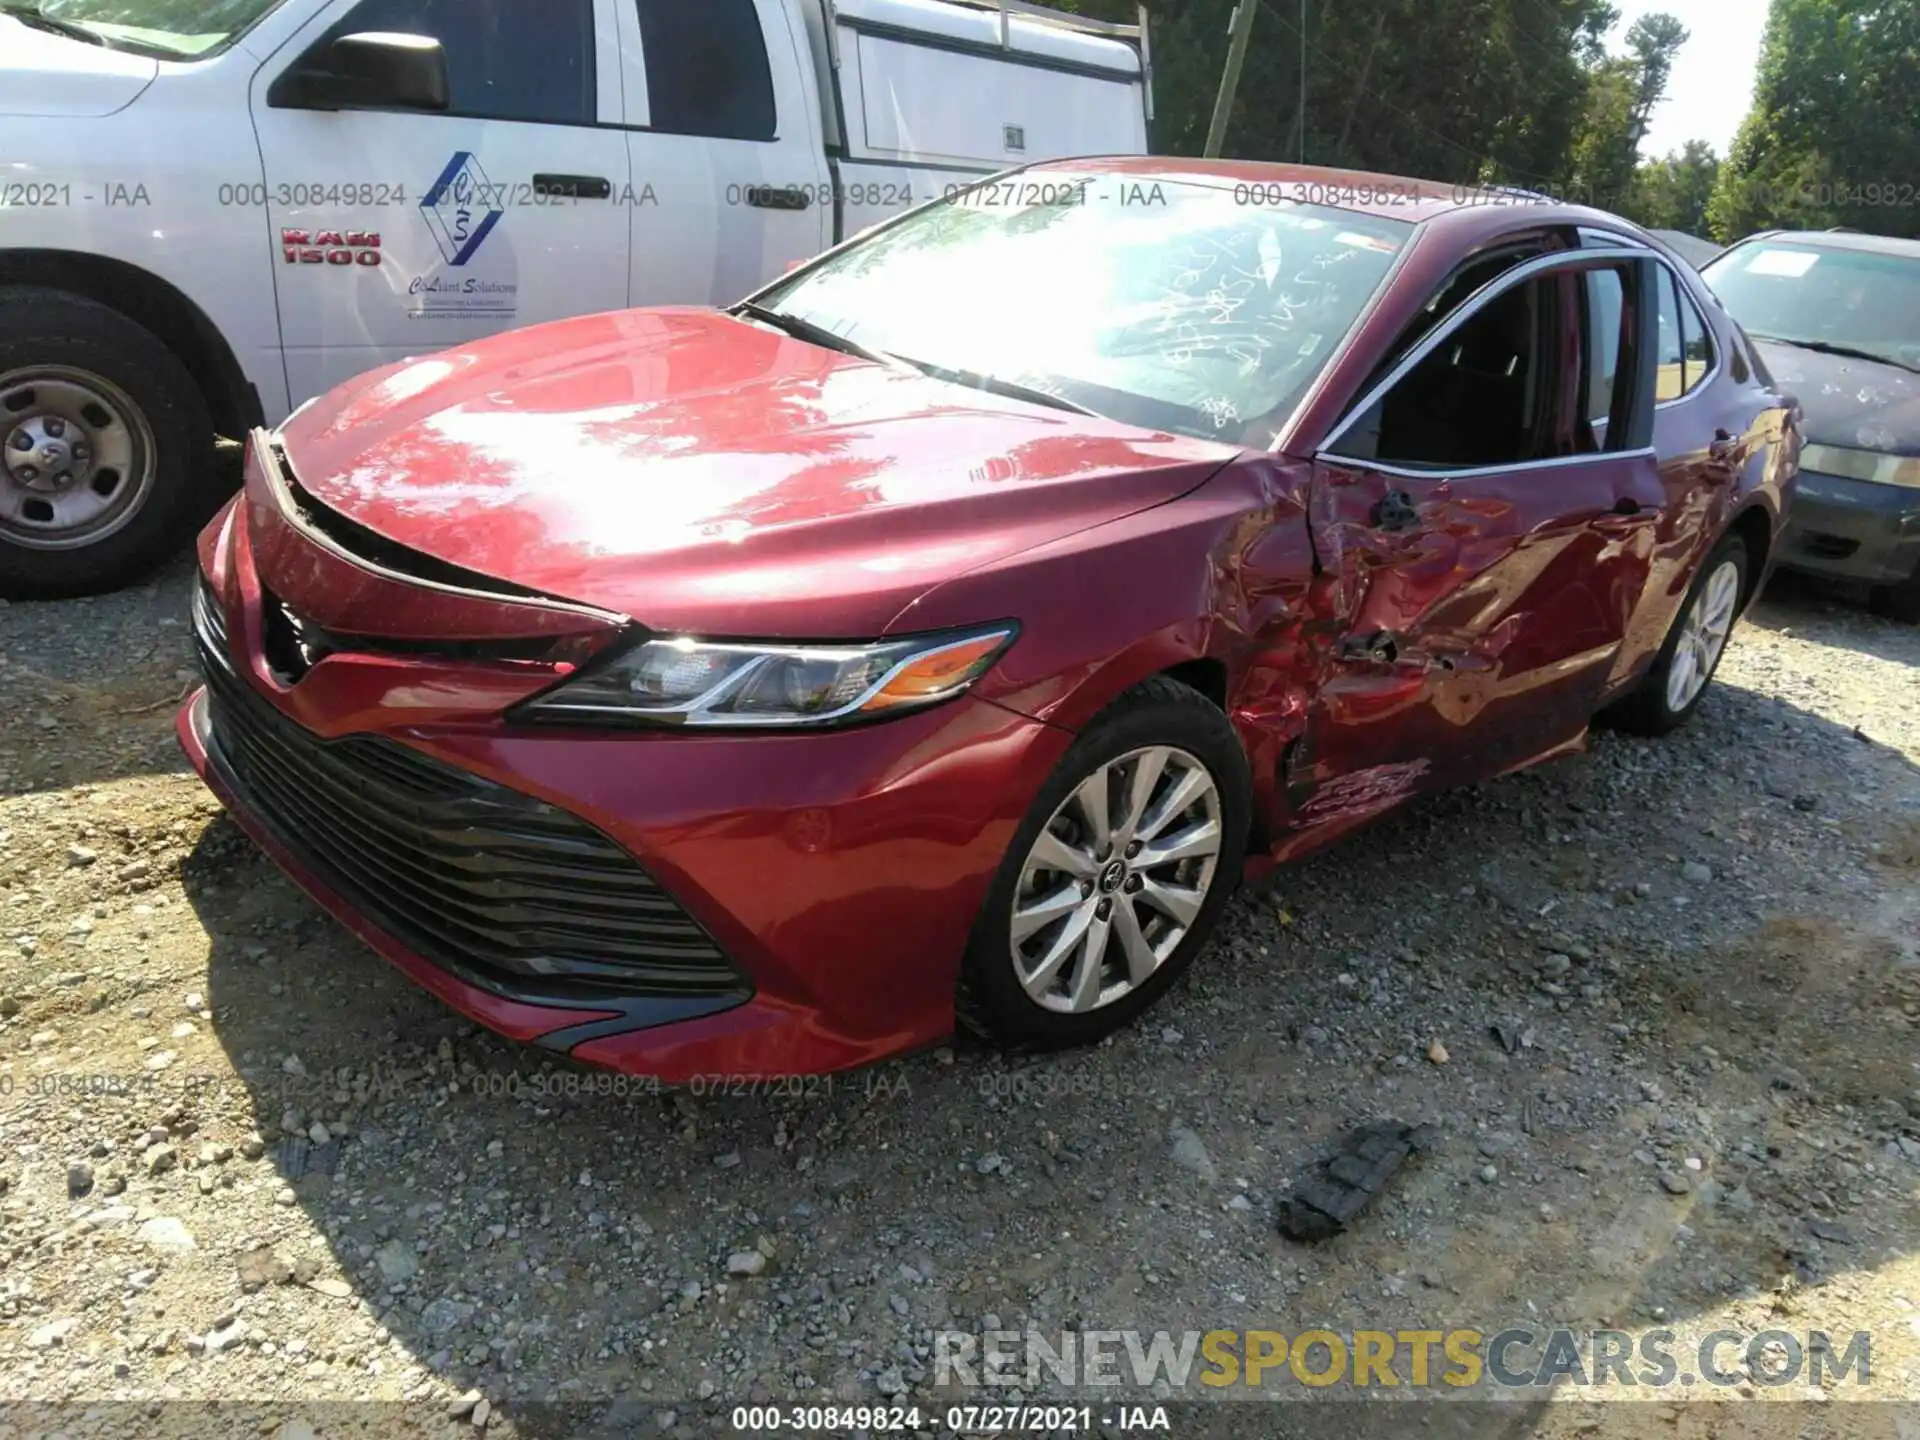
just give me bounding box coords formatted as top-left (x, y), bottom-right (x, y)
top-left (1665, 558), bottom-right (1741, 713)
top-left (1009, 745), bottom-right (1223, 1014)
top-left (0, 367), bottom-right (156, 550)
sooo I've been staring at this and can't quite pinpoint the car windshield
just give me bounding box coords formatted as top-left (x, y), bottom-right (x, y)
top-left (753, 175), bottom-right (1414, 447)
top-left (25, 0), bottom-right (278, 56)
top-left (1704, 239), bottom-right (1920, 372)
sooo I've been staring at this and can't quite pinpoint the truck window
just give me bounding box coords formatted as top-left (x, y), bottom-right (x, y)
top-left (634, 0), bottom-right (777, 141)
top-left (328, 0), bottom-right (595, 125)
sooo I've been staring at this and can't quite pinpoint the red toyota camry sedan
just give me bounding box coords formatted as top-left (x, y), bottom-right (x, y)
top-left (179, 161), bottom-right (1801, 1080)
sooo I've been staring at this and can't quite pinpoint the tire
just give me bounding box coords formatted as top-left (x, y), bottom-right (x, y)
top-left (1606, 532), bottom-right (1750, 737)
top-left (0, 286), bottom-right (215, 600)
top-left (1868, 570), bottom-right (1920, 624)
top-left (956, 676), bottom-right (1251, 1050)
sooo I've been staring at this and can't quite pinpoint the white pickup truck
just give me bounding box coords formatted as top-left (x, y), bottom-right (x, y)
top-left (0, 0), bottom-right (1151, 596)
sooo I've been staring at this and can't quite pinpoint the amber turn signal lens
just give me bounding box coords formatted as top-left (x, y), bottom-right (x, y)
top-left (862, 632), bottom-right (1012, 711)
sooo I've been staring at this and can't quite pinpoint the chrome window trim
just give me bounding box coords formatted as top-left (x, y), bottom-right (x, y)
top-left (1321, 245), bottom-right (1650, 460)
top-left (1315, 446), bottom-right (1657, 484)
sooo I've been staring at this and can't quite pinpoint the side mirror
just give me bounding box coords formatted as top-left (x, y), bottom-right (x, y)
top-left (269, 31), bottom-right (450, 112)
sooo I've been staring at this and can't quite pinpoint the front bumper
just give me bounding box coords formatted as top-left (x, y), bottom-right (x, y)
top-left (179, 486), bottom-right (1074, 1080)
top-left (1777, 469), bottom-right (1920, 586)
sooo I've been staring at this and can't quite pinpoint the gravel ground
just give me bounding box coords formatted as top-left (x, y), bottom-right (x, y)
top-left (1, 556), bottom-right (1918, 1438)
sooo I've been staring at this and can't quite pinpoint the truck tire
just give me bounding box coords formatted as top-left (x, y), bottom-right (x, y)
top-left (0, 286), bottom-right (214, 599)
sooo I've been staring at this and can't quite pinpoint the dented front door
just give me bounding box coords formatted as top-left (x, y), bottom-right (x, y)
top-left (1288, 448), bottom-right (1664, 827)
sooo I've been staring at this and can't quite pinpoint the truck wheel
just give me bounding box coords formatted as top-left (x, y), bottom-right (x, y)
top-left (0, 287), bottom-right (213, 599)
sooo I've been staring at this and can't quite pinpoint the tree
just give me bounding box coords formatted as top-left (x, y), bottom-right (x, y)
top-left (1624, 13), bottom-right (1689, 151)
top-left (1566, 55), bottom-right (1645, 211)
top-left (1629, 140), bottom-right (1720, 233)
top-left (1051, 0), bottom-right (1698, 221)
top-left (1710, 0), bottom-right (1920, 241)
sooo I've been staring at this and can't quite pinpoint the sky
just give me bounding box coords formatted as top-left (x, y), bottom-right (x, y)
top-left (1610, 0), bottom-right (1771, 159)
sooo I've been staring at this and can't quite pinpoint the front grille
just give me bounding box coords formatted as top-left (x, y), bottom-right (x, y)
top-left (193, 571), bottom-right (229, 653)
top-left (191, 577), bottom-right (744, 1003)
top-left (258, 586), bottom-right (573, 684)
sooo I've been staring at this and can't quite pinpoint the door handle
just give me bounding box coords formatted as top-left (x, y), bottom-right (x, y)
top-left (532, 173), bottom-right (612, 200)
top-left (746, 185), bottom-right (812, 211)
top-left (1708, 428), bottom-right (1740, 464)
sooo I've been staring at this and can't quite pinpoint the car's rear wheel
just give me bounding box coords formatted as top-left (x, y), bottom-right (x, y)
top-left (1868, 570), bottom-right (1920, 624)
top-left (1606, 532), bottom-right (1749, 737)
top-left (957, 677), bottom-right (1250, 1049)
top-left (0, 287), bottom-right (213, 599)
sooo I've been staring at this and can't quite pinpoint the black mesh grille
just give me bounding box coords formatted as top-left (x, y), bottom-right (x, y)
top-left (191, 576), bottom-right (744, 1003)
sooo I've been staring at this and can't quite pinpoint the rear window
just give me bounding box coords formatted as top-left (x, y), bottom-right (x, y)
top-left (635, 0), bottom-right (777, 141)
top-left (329, 0), bottom-right (595, 125)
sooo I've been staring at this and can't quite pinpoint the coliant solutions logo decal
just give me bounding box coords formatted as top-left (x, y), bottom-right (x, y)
top-left (409, 151), bottom-right (517, 321)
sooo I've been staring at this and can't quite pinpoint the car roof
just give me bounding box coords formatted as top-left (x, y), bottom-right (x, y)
top-left (1647, 229), bottom-right (1722, 267)
top-left (1725, 229), bottom-right (1920, 260)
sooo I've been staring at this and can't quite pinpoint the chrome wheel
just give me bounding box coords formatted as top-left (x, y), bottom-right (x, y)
top-left (1009, 745), bottom-right (1223, 1015)
top-left (1666, 558), bottom-right (1740, 713)
top-left (0, 367), bottom-right (156, 550)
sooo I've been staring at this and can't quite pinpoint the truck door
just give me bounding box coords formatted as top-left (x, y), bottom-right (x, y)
top-left (617, 0), bottom-right (833, 307)
top-left (251, 0), bottom-right (632, 406)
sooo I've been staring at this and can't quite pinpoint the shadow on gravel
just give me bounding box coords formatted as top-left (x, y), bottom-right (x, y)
top-left (1746, 570), bottom-right (1920, 667)
top-left (175, 622), bottom-right (1920, 1437)
top-left (0, 549), bottom-right (203, 797)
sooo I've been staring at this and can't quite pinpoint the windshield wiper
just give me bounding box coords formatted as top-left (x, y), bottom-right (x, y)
top-left (731, 303), bottom-right (1101, 418)
top-left (731, 302), bottom-right (904, 370)
top-left (1750, 335), bottom-right (1920, 376)
top-left (885, 354), bottom-right (1101, 418)
top-left (1, 2), bottom-right (105, 44)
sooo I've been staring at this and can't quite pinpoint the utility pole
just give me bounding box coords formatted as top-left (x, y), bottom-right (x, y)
top-left (1204, 1), bottom-right (1259, 158)
top-left (1297, 0), bottom-right (1307, 162)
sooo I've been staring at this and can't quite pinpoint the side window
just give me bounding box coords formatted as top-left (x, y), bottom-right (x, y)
top-left (1369, 244), bottom-right (1540, 379)
top-left (1679, 284), bottom-right (1715, 394)
top-left (1654, 268), bottom-right (1686, 402)
top-left (1335, 274), bottom-right (1560, 469)
top-left (330, 0), bottom-right (595, 124)
top-left (635, 0), bottom-right (777, 141)
top-left (1583, 271), bottom-right (1624, 424)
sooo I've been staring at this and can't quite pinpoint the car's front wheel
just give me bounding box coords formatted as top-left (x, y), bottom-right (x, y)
top-left (1607, 531), bottom-right (1749, 736)
top-left (957, 677), bottom-right (1250, 1049)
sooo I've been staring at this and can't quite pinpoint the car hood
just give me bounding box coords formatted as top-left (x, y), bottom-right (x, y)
top-left (0, 20), bottom-right (158, 117)
top-left (276, 307), bottom-right (1238, 637)
top-left (1753, 340), bottom-right (1920, 457)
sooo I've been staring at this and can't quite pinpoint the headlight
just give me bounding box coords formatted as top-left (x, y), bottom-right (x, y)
top-left (1799, 443), bottom-right (1920, 490)
top-left (516, 625), bottom-right (1018, 729)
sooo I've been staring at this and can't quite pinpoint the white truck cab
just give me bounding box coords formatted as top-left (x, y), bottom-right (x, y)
top-left (0, 0), bottom-right (1150, 596)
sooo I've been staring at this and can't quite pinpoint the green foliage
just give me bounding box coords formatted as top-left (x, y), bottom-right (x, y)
top-left (1053, 0), bottom-right (1711, 217)
top-left (1709, 0), bottom-right (1920, 241)
top-left (1630, 140), bottom-right (1720, 234)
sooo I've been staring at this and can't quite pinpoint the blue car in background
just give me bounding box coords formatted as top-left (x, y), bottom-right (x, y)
top-left (1704, 230), bottom-right (1920, 621)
